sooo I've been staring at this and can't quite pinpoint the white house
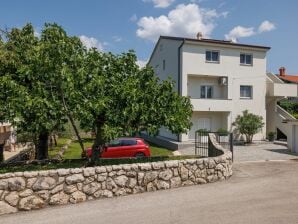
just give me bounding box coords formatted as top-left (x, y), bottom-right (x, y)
top-left (148, 34), bottom-right (298, 151)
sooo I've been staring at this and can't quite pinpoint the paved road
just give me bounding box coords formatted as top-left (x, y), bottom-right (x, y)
top-left (1, 160), bottom-right (298, 224)
top-left (179, 142), bottom-right (298, 162)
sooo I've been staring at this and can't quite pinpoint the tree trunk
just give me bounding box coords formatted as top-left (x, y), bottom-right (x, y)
top-left (37, 132), bottom-right (49, 160)
top-left (0, 144), bottom-right (4, 162)
top-left (91, 117), bottom-right (105, 162)
top-left (67, 115), bottom-right (85, 155)
top-left (53, 134), bottom-right (57, 146)
top-left (60, 89), bottom-right (85, 155)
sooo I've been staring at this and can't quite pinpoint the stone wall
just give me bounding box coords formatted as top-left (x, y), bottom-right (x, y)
top-left (0, 134), bottom-right (232, 215)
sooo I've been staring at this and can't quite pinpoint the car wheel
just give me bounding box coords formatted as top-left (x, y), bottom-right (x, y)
top-left (135, 152), bottom-right (145, 158)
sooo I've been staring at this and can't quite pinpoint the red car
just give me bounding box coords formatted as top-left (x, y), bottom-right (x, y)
top-left (86, 137), bottom-right (151, 158)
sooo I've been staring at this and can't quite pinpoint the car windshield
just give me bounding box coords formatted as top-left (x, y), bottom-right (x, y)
top-left (108, 139), bottom-right (121, 147)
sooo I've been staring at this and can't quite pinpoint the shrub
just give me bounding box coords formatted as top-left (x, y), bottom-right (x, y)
top-left (232, 110), bottom-right (264, 143)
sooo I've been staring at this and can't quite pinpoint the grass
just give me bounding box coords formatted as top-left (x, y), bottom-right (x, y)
top-left (63, 139), bottom-right (173, 159)
top-left (0, 139), bottom-right (181, 174)
top-left (48, 137), bottom-right (69, 158)
top-left (149, 143), bottom-right (173, 156)
top-left (64, 138), bottom-right (93, 159)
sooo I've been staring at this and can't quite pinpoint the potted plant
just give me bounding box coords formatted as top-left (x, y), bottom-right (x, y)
top-left (196, 129), bottom-right (208, 143)
top-left (217, 128), bottom-right (229, 142)
top-left (268, 132), bottom-right (275, 142)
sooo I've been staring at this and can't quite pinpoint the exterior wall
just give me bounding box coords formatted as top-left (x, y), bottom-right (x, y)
top-left (188, 112), bottom-right (229, 140)
top-left (181, 42), bottom-right (268, 141)
top-left (0, 141), bottom-right (233, 215)
top-left (149, 38), bottom-right (183, 141)
top-left (159, 126), bottom-right (178, 141)
top-left (149, 39), bottom-right (182, 91)
top-left (188, 76), bottom-right (228, 99)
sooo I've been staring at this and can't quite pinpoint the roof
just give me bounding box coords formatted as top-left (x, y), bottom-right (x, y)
top-left (278, 75), bottom-right (298, 84)
top-left (160, 36), bottom-right (271, 50)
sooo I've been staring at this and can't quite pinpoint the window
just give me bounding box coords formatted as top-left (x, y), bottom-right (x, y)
top-left (206, 50), bottom-right (219, 62)
top-left (108, 139), bottom-right (121, 147)
top-left (201, 85), bottom-right (213, 98)
top-left (240, 53), bottom-right (253, 65)
top-left (240, 85), bottom-right (252, 99)
top-left (121, 139), bottom-right (137, 146)
top-left (162, 59), bottom-right (165, 71)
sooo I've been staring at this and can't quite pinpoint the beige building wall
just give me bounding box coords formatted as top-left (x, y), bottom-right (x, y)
top-left (181, 42), bottom-right (267, 141)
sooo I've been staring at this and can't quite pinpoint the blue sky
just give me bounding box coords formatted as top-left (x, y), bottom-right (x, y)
top-left (0, 0), bottom-right (297, 74)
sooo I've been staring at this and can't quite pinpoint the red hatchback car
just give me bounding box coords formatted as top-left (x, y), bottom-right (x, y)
top-left (86, 137), bottom-right (151, 158)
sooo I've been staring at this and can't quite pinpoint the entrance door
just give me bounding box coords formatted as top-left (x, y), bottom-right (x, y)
top-left (198, 118), bottom-right (211, 131)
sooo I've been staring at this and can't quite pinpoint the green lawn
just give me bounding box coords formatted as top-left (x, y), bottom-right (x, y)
top-left (63, 139), bottom-right (173, 159)
top-left (48, 137), bottom-right (69, 158)
top-left (149, 144), bottom-right (173, 156)
top-left (64, 138), bottom-right (93, 159)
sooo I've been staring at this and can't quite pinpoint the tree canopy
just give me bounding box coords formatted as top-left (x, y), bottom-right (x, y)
top-left (0, 23), bottom-right (193, 161)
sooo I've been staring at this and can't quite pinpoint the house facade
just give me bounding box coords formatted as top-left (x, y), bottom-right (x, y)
top-left (149, 35), bottom-right (298, 146)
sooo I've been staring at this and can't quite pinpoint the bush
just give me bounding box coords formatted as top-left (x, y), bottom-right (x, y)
top-left (217, 128), bottom-right (229, 136)
top-left (232, 110), bottom-right (264, 143)
top-left (268, 131), bottom-right (275, 142)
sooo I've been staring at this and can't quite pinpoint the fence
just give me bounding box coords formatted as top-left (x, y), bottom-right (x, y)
top-left (195, 131), bottom-right (233, 160)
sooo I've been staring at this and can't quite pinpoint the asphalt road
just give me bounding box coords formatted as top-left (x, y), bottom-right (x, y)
top-left (1, 160), bottom-right (298, 224)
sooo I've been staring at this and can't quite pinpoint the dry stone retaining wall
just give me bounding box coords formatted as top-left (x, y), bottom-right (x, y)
top-left (0, 134), bottom-right (232, 215)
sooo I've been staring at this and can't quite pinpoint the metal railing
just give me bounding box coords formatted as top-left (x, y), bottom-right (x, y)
top-left (195, 130), bottom-right (233, 160)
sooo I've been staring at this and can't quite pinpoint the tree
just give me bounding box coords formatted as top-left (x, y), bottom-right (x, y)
top-left (73, 49), bottom-right (193, 161)
top-left (232, 110), bottom-right (264, 143)
top-left (0, 23), bottom-right (86, 159)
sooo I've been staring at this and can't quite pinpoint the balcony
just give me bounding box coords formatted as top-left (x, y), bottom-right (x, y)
top-left (266, 73), bottom-right (298, 98)
top-left (267, 82), bottom-right (298, 97)
top-left (191, 98), bottom-right (232, 112)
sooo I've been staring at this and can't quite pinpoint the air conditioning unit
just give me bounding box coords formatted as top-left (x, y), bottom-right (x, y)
top-left (218, 77), bottom-right (228, 86)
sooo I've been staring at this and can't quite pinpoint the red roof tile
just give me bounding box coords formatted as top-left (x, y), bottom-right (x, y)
top-left (278, 75), bottom-right (298, 84)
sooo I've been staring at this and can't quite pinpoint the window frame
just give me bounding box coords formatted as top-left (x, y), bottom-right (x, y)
top-left (200, 85), bottom-right (214, 99)
top-left (240, 85), bottom-right (253, 99)
top-left (240, 53), bottom-right (253, 66)
top-left (205, 50), bottom-right (220, 63)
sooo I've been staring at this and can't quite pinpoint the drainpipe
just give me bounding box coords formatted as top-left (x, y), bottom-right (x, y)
top-left (177, 39), bottom-right (185, 142)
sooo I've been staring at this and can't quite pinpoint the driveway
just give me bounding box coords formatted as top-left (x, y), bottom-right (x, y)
top-left (233, 142), bottom-right (298, 162)
top-left (179, 142), bottom-right (298, 162)
top-left (1, 160), bottom-right (298, 224)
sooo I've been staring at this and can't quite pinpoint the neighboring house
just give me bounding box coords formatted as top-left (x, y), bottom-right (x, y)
top-left (277, 67), bottom-right (298, 102)
top-left (148, 34), bottom-right (298, 152)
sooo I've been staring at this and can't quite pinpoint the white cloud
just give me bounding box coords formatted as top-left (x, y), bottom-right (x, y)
top-left (137, 59), bottom-right (148, 68)
top-left (79, 35), bottom-right (103, 51)
top-left (225, 20), bottom-right (276, 42)
top-left (143, 0), bottom-right (175, 8)
top-left (258, 20), bottom-right (276, 33)
top-left (34, 31), bottom-right (40, 38)
top-left (137, 3), bottom-right (226, 42)
top-left (224, 26), bottom-right (255, 42)
top-left (112, 36), bottom-right (122, 42)
top-left (130, 14), bottom-right (138, 22)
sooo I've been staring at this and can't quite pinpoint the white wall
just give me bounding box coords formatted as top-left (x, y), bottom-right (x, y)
top-left (181, 42), bottom-right (268, 141)
top-left (149, 39), bottom-right (182, 91)
top-left (188, 112), bottom-right (229, 140)
top-left (188, 76), bottom-right (228, 99)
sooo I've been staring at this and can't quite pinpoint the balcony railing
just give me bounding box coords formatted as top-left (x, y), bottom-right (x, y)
top-left (191, 98), bottom-right (232, 112)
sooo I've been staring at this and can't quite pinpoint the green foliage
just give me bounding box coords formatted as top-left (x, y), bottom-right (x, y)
top-left (217, 128), bottom-right (229, 136)
top-left (196, 129), bottom-right (208, 136)
top-left (278, 99), bottom-right (298, 118)
top-left (0, 23), bottom-right (86, 159)
top-left (232, 110), bottom-right (264, 143)
top-left (267, 131), bottom-right (275, 142)
top-left (0, 23), bottom-right (193, 161)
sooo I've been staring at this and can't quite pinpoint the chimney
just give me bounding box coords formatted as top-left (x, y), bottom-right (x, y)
top-left (196, 32), bottom-right (203, 40)
top-left (279, 67), bottom-right (286, 76)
